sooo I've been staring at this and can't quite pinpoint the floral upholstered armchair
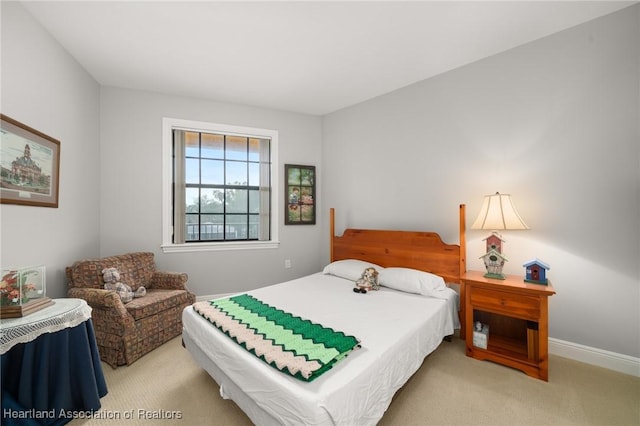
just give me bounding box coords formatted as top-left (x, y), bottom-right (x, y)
top-left (66, 252), bottom-right (195, 368)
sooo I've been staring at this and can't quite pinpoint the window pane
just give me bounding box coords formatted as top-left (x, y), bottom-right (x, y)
top-left (226, 215), bottom-right (247, 240)
top-left (248, 163), bottom-right (260, 186)
top-left (248, 138), bottom-right (260, 162)
top-left (185, 214), bottom-right (199, 241)
top-left (288, 167), bottom-right (300, 185)
top-left (185, 158), bottom-right (200, 184)
top-left (185, 131), bottom-right (199, 157)
top-left (288, 186), bottom-right (300, 206)
top-left (201, 188), bottom-right (223, 213)
top-left (202, 159), bottom-right (224, 184)
top-left (249, 189), bottom-right (259, 214)
top-left (226, 136), bottom-right (247, 161)
top-left (201, 133), bottom-right (224, 159)
top-left (200, 214), bottom-right (223, 240)
top-left (226, 189), bottom-right (247, 213)
top-left (249, 215), bottom-right (259, 239)
top-left (301, 204), bottom-right (315, 222)
top-left (185, 188), bottom-right (200, 213)
top-left (301, 186), bottom-right (314, 205)
top-left (226, 161), bottom-right (247, 185)
top-left (301, 168), bottom-right (314, 186)
top-left (287, 203), bottom-right (301, 223)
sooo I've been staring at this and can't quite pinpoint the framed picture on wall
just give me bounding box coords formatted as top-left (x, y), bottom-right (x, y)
top-left (285, 164), bottom-right (316, 225)
top-left (0, 114), bottom-right (61, 208)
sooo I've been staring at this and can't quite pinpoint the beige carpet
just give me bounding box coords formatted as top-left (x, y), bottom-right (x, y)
top-left (69, 336), bottom-right (639, 426)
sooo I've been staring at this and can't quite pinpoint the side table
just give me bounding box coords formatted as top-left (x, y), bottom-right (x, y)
top-left (1, 298), bottom-right (108, 425)
top-left (463, 271), bottom-right (556, 381)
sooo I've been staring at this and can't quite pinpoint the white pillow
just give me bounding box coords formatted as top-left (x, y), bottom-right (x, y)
top-left (323, 259), bottom-right (384, 281)
top-left (378, 267), bottom-right (446, 297)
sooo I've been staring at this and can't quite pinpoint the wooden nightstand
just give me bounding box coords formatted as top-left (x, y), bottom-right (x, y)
top-left (463, 270), bottom-right (556, 381)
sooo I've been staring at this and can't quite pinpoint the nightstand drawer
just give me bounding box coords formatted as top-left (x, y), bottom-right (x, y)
top-left (470, 287), bottom-right (540, 320)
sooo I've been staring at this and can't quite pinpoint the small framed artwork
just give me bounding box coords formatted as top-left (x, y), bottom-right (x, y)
top-left (1, 114), bottom-right (61, 208)
top-left (285, 164), bottom-right (315, 225)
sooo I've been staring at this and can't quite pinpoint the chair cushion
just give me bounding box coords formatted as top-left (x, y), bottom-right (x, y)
top-left (68, 252), bottom-right (155, 291)
top-left (117, 253), bottom-right (155, 291)
top-left (125, 289), bottom-right (192, 321)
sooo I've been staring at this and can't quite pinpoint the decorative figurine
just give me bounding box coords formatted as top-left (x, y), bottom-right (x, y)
top-left (479, 249), bottom-right (508, 280)
top-left (523, 259), bottom-right (550, 285)
top-left (483, 231), bottom-right (506, 254)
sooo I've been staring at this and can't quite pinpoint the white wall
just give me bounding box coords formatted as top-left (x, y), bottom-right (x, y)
top-left (99, 87), bottom-right (323, 296)
top-left (322, 6), bottom-right (640, 358)
top-left (0, 2), bottom-right (101, 298)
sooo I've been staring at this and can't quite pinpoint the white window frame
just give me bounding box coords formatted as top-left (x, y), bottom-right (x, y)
top-left (161, 117), bottom-right (279, 253)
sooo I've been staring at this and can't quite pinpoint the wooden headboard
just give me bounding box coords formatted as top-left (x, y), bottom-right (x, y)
top-left (330, 205), bottom-right (466, 284)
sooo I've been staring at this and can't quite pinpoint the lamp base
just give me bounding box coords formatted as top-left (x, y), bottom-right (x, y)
top-left (484, 272), bottom-right (506, 280)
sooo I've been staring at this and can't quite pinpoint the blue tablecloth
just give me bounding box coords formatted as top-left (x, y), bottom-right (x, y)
top-left (1, 318), bottom-right (107, 426)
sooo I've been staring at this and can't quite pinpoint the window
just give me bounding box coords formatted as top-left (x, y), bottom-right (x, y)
top-left (162, 118), bottom-right (279, 252)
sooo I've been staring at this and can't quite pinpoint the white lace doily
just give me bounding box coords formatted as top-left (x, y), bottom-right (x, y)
top-left (0, 298), bottom-right (92, 355)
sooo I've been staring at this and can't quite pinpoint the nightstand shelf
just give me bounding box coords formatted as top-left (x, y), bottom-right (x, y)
top-left (463, 270), bottom-right (555, 381)
top-left (484, 334), bottom-right (529, 358)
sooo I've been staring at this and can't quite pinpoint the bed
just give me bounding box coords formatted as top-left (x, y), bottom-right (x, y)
top-left (182, 205), bottom-right (467, 425)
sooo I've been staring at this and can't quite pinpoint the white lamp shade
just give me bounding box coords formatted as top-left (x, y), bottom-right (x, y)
top-left (471, 193), bottom-right (529, 230)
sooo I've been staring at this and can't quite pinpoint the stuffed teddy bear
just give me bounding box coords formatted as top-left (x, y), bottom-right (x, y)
top-left (353, 267), bottom-right (380, 294)
top-left (102, 267), bottom-right (146, 303)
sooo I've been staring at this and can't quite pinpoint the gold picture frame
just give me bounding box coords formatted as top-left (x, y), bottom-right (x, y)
top-left (0, 114), bottom-right (60, 208)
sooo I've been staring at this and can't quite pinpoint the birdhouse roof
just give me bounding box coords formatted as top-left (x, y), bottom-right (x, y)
top-left (482, 231), bottom-right (506, 242)
top-left (479, 249), bottom-right (508, 262)
top-left (523, 258), bottom-right (550, 270)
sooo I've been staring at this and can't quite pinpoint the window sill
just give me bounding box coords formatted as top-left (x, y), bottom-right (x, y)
top-left (161, 240), bottom-right (280, 253)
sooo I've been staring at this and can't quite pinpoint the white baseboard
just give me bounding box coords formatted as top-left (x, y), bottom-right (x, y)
top-left (194, 294), bottom-right (639, 378)
top-left (549, 338), bottom-right (640, 377)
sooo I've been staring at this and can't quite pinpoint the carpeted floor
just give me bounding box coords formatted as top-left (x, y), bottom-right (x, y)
top-left (69, 336), bottom-right (639, 426)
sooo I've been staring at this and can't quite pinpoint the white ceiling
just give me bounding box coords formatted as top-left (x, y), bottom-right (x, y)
top-left (21, 1), bottom-right (635, 116)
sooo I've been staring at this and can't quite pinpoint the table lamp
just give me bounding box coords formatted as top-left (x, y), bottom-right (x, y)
top-left (471, 192), bottom-right (529, 279)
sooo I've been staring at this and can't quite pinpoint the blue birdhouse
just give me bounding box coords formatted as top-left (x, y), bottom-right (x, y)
top-left (523, 259), bottom-right (550, 285)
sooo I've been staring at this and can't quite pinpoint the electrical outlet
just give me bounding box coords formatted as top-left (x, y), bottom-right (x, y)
top-left (285, 259), bottom-right (291, 269)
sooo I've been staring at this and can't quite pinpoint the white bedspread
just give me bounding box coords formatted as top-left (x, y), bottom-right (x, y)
top-left (182, 272), bottom-right (459, 426)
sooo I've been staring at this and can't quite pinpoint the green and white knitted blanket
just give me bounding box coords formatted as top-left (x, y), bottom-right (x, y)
top-left (193, 294), bottom-right (361, 382)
